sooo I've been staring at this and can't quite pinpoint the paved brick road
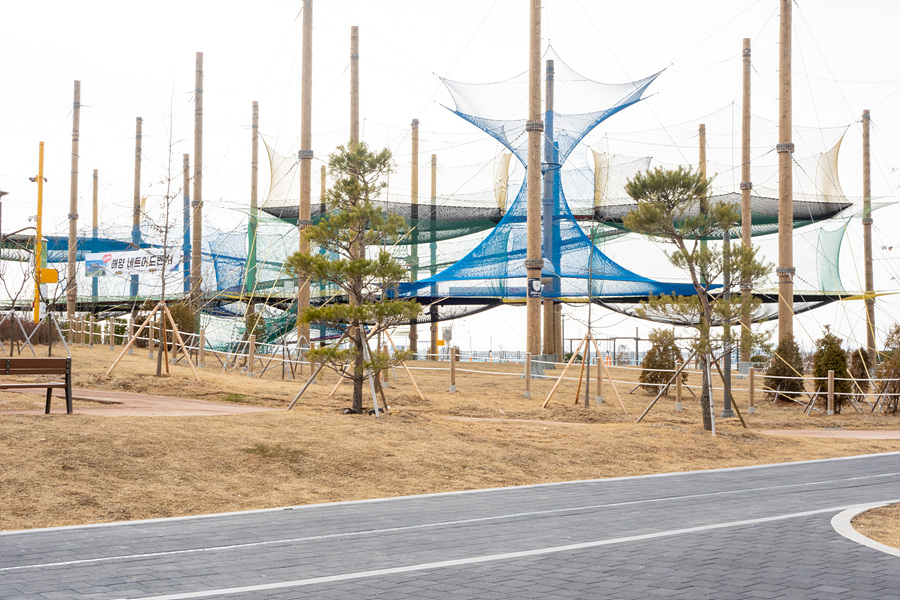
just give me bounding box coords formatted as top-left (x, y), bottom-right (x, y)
top-left (2, 452), bottom-right (899, 599)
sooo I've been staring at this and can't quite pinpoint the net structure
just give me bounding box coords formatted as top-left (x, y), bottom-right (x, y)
top-left (394, 52), bottom-right (701, 304)
top-left (576, 139), bottom-right (853, 240)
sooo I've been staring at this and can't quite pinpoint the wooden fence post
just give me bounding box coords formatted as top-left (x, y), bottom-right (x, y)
top-left (827, 369), bottom-right (835, 415)
top-left (199, 327), bottom-right (206, 367)
top-left (524, 352), bottom-right (532, 398)
top-left (748, 367), bottom-right (756, 414)
top-left (449, 346), bottom-right (457, 393)
top-left (88, 315), bottom-right (95, 348)
top-left (127, 316), bottom-right (134, 355)
top-left (675, 361), bottom-right (683, 411)
top-left (248, 334), bottom-right (256, 376)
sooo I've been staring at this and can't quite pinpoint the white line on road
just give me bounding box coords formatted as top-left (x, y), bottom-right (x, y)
top-left (115, 503), bottom-right (893, 600)
top-left (4, 471), bottom-right (897, 573)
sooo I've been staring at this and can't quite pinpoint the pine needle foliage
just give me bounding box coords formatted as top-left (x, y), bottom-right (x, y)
top-left (286, 143), bottom-right (421, 413)
top-left (875, 324), bottom-right (900, 414)
top-left (848, 347), bottom-right (872, 394)
top-left (639, 328), bottom-right (686, 395)
top-left (624, 166), bottom-right (771, 430)
top-left (763, 333), bottom-right (805, 403)
top-left (811, 326), bottom-right (851, 414)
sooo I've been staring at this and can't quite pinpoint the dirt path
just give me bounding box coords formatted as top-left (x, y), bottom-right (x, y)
top-left (3, 388), bottom-right (279, 416)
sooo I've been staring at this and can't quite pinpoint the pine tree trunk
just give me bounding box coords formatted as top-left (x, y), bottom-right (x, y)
top-left (351, 320), bottom-right (365, 413)
top-left (700, 355), bottom-right (712, 431)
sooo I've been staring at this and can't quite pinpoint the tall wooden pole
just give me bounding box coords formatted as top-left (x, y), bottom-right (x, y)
top-left (542, 59), bottom-right (558, 359)
top-left (525, 0), bottom-right (543, 356)
top-left (409, 118), bottom-right (419, 356)
top-left (182, 154), bottom-right (190, 295)
top-left (247, 101), bottom-right (259, 295)
top-left (430, 153), bottom-right (438, 360)
top-left (191, 52), bottom-right (203, 333)
top-left (777, 0), bottom-right (795, 341)
top-left (92, 168), bottom-right (99, 302)
top-left (297, 0), bottom-right (313, 345)
top-left (350, 25), bottom-right (359, 148)
top-left (131, 116), bottom-right (142, 301)
top-left (33, 142), bottom-right (45, 324)
top-left (66, 80), bottom-right (81, 336)
top-left (699, 124), bottom-right (707, 285)
top-left (740, 38), bottom-right (753, 362)
top-left (862, 109), bottom-right (875, 366)
top-left (318, 164), bottom-right (326, 346)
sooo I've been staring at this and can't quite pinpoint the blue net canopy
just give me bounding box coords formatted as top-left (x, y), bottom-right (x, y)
top-left (395, 51), bottom-right (699, 301)
top-left (442, 55), bottom-right (661, 169)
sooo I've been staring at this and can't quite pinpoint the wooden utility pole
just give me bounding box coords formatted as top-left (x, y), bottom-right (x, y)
top-left (296, 0), bottom-right (313, 346)
top-left (525, 0), bottom-right (543, 356)
top-left (409, 118), bottom-right (419, 356)
top-left (247, 101), bottom-right (259, 295)
top-left (542, 59), bottom-right (560, 360)
top-left (862, 109), bottom-right (875, 366)
top-left (740, 38), bottom-right (753, 362)
top-left (350, 25), bottom-right (359, 148)
top-left (33, 142), bottom-right (45, 324)
top-left (777, 0), bottom-right (795, 341)
top-left (699, 123), bottom-right (707, 286)
top-left (430, 153), bottom-right (438, 360)
top-left (131, 116), bottom-right (142, 302)
top-left (66, 80), bottom-right (80, 337)
top-left (92, 169), bottom-right (99, 302)
top-left (182, 154), bottom-right (190, 295)
top-left (191, 52), bottom-right (203, 332)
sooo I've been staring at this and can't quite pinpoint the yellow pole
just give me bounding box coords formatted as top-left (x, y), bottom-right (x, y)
top-left (34, 142), bottom-right (45, 324)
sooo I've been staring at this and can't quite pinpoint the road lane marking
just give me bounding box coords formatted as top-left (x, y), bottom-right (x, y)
top-left (115, 503), bottom-right (894, 600)
top-left (4, 471), bottom-right (898, 573)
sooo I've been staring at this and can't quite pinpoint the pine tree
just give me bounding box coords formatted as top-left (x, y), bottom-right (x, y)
top-left (848, 347), bottom-right (872, 393)
top-left (639, 328), bottom-right (685, 395)
top-left (764, 333), bottom-right (806, 403)
top-left (624, 167), bottom-right (771, 430)
top-left (286, 143), bottom-right (421, 413)
top-left (811, 326), bottom-right (851, 414)
top-left (875, 324), bottom-right (900, 414)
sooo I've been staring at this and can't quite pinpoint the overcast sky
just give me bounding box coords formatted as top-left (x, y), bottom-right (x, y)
top-left (2, 0), bottom-right (899, 352)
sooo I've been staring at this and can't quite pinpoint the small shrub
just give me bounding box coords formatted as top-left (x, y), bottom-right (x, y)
top-left (876, 325), bottom-right (900, 414)
top-left (848, 347), bottom-right (873, 393)
top-left (811, 326), bottom-right (851, 414)
top-left (639, 328), bottom-right (685, 395)
top-left (764, 333), bottom-right (805, 402)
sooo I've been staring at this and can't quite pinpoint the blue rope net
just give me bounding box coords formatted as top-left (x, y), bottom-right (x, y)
top-left (397, 52), bottom-right (698, 301)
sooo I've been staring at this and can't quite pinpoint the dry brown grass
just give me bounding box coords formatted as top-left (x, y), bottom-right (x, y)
top-left (1, 345), bottom-right (899, 544)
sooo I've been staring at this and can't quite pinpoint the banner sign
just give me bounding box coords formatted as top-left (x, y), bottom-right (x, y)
top-left (85, 249), bottom-right (182, 278)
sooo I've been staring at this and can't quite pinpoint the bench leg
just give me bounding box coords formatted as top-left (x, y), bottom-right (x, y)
top-left (45, 388), bottom-right (53, 414)
top-left (66, 385), bottom-right (73, 414)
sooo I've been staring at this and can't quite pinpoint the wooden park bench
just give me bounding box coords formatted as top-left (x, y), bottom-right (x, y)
top-left (0, 357), bottom-right (73, 414)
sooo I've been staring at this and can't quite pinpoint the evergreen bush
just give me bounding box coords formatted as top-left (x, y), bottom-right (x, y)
top-left (763, 333), bottom-right (805, 402)
top-left (639, 328), bottom-right (686, 395)
top-left (811, 326), bottom-right (851, 414)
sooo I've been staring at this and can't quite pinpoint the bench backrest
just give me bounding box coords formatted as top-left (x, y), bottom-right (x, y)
top-left (2, 357), bottom-right (70, 376)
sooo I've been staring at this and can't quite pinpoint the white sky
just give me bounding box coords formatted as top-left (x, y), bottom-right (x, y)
top-left (2, 0), bottom-right (900, 354)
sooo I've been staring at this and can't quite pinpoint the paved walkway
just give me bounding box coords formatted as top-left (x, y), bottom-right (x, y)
top-left (757, 429), bottom-right (900, 440)
top-left (2, 452), bottom-right (898, 599)
top-left (2, 388), bottom-right (278, 416)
